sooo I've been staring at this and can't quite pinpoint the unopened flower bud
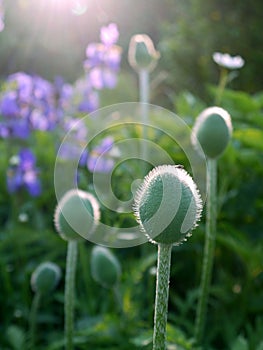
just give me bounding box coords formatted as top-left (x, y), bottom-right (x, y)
top-left (54, 189), bottom-right (100, 242)
top-left (133, 165), bottom-right (203, 245)
top-left (128, 34), bottom-right (160, 72)
top-left (91, 245), bottom-right (121, 289)
top-left (31, 262), bottom-right (61, 294)
top-left (192, 106), bottom-right (232, 159)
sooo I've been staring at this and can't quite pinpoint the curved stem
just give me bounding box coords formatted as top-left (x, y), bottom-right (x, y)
top-left (65, 241), bottom-right (78, 350)
top-left (194, 158), bottom-right (217, 345)
top-left (28, 291), bottom-right (41, 349)
top-left (153, 243), bottom-right (173, 350)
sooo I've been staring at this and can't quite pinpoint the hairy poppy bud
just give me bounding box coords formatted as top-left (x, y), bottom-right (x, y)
top-left (128, 34), bottom-right (160, 72)
top-left (31, 262), bottom-right (61, 294)
top-left (133, 165), bottom-right (203, 245)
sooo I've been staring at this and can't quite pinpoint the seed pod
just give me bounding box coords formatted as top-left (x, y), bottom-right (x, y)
top-left (91, 246), bottom-right (121, 289)
top-left (128, 34), bottom-right (160, 72)
top-left (133, 165), bottom-right (203, 245)
top-left (31, 262), bottom-right (61, 294)
top-left (192, 106), bottom-right (232, 159)
top-left (54, 189), bottom-right (100, 242)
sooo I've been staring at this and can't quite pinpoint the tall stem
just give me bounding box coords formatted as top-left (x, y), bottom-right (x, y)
top-left (139, 69), bottom-right (150, 175)
top-left (194, 158), bottom-right (217, 345)
top-left (65, 241), bottom-right (78, 350)
top-left (28, 291), bottom-right (41, 349)
top-left (153, 243), bottom-right (173, 350)
top-left (215, 68), bottom-right (228, 106)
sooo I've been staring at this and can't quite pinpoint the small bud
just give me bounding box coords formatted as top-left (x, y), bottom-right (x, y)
top-left (91, 245), bottom-right (121, 289)
top-left (31, 262), bottom-right (61, 294)
top-left (128, 34), bottom-right (160, 72)
top-left (133, 165), bottom-right (203, 245)
top-left (192, 106), bottom-right (232, 159)
top-left (54, 189), bottom-right (100, 242)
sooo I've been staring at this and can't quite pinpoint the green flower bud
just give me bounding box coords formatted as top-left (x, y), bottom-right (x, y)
top-left (133, 165), bottom-right (203, 245)
top-left (31, 262), bottom-right (61, 294)
top-left (128, 34), bottom-right (160, 72)
top-left (192, 106), bottom-right (232, 159)
top-left (91, 246), bottom-right (121, 289)
top-left (54, 189), bottom-right (100, 242)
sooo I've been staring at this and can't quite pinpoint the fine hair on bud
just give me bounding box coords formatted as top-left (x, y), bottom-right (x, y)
top-left (133, 165), bottom-right (203, 245)
top-left (31, 262), bottom-right (61, 295)
top-left (192, 106), bottom-right (232, 159)
top-left (128, 34), bottom-right (160, 72)
top-left (54, 189), bottom-right (100, 242)
top-left (91, 245), bottom-right (121, 289)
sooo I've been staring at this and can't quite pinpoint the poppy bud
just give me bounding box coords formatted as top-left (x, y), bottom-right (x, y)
top-left (91, 246), bottom-right (121, 289)
top-left (133, 165), bottom-right (203, 245)
top-left (128, 34), bottom-right (160, 72)
top-left (192, 107), bottom-right (232, 159)
top-left (54, 189), bottom-right (100, 241)
top-left (31, 262), bottom-right (61, 294)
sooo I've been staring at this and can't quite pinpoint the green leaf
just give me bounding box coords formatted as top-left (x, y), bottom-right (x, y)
top-left (256, 341), bottom-right (263, 350)
top-left (230, 335), bottom-right (249, 350)
top-left (234, 128), bottom-right (263, 151)
top-left (6, 325), bottom-right (26, 350)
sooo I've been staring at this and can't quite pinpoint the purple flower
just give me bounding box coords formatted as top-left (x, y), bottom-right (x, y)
top-left (84, 23), bottom-right (122, 90)
top-left (1, 91), bottom-right (20, 116)
top-left (87, 137), bottom-right (115, 173)
top-left (58, 117), bottom-right (88, 166)
top-left (0, 72), bottom-right (62, 139)
top-left (54, 77), bottom-right (74, 112)
top-left (7, 149), bottom-right (41, 197)
top-left (100, 23), bottom-right (119, 46)
top-left (0, 0), bottom-right (5, 32)
top-left (74, 77), bottom-right (99, 113)
top-left (89, 67), bottom-right (117, 90)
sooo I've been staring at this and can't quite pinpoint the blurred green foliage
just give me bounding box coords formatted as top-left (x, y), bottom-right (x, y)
top-left (159, 0), bottom-right (263, 98)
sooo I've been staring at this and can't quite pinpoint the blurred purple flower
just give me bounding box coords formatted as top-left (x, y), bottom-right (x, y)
top-left (87, 137), bottom-right (115, 173)
top-left (58, 116), bottom-right (88, 166)
top-left (54, 77), bottom-right (74, 112)
top-left (100, 23), bottom-right (119, 46)
top-left (84, 23), bottom-right (122, 90)
top-left (0, 0), bottom-right (5, 32)
top-left (7, 149), bottom-right (41, 197)
top-left (0, 72), bottom-right (62, 139)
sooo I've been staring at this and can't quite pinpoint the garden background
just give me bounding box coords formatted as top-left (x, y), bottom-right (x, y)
top-left (0, 0), bottom-right (263, 349)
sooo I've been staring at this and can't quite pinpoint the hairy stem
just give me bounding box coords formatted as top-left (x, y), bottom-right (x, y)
top-left (153, 243), bottom-right (173, 350)
top-left (65, 241), bottom-right (78, 350)
top-left (194, 158), bottom-right (217, 345)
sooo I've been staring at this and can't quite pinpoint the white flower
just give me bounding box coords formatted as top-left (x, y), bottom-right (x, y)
top-left (213, 52), bottom-right (245, 69)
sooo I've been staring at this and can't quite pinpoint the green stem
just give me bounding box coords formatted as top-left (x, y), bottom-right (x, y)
top-left (139, 69), bottom-right (150, 175)
top-left (215, 68), bottom-right (228, 106)
top-left (113, 284), bottom-right (123, 314)
top-left (28, 291), bottom-right (41, 349)
top-left (194, 158), bottom-right (217, 345)
top-left (139, 69), bottom-right (150, 105)
top-left (153, 243), bottom-right (173, 350)
top-left (65, 241), bottom-right (78, 350)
